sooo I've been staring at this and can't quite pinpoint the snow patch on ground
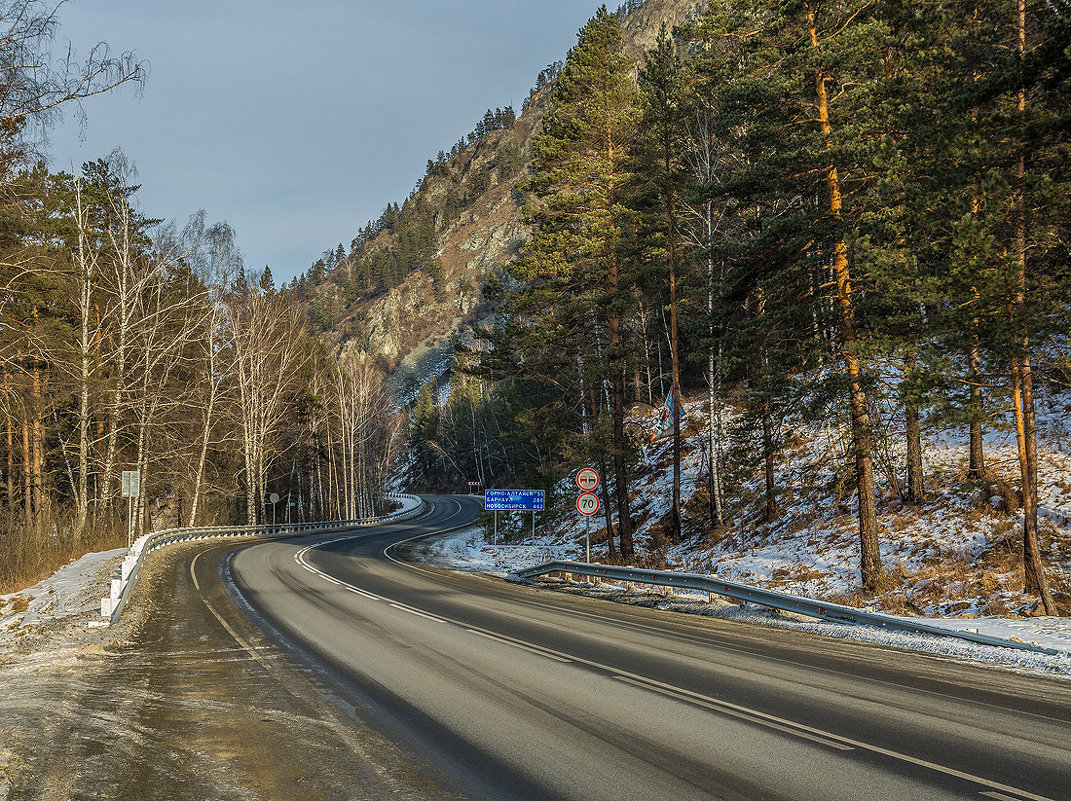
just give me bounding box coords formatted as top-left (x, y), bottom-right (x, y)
top-left (0, 548), bottom-right (125, 792)
top-left (0, 549), bottom-right (124, 652)
top-left (427, 524), bottom-right (569, 576)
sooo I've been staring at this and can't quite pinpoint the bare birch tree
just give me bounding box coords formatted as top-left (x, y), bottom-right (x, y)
top-left (330, 350), bottom-right (398, 519)
top-left (228, 279), bottom-right (306, 525)
top-left (0, 0), bottom-right (144, 136)
top-left (184, 219), bottom-right (239, 525)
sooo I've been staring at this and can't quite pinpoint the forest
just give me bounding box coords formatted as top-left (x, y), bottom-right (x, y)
top-left (0, 2), bottom-right (401, 591)
top-left (403, 1), bottom-right (1071, 612)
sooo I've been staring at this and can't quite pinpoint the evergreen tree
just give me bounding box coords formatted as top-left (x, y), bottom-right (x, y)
top-left (910, 0), bottom-right (1070, 611)
top-left (259, 265), bottom-right (275, 294)
top-left (478, 6), bottom-right (641, 558)
top-left (636, 27), bottom-right (688, 542)
top-left (409, 380), bottom-right (440, 477)
top-left (692, 0), bottom-right (903, 590)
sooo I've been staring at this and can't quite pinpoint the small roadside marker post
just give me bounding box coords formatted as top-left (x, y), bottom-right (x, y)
top-left (121, 470), bottom-right (141, 548)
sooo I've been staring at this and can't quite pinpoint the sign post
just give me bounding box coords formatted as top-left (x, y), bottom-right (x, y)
top-left (576, 491), bottom-right (600, 563)
top-left (574, 468), bottom-right (600, 563)
top-left (121, 470), bottom-right (141, 548)
top-left (270, 492), bottom-right (280, 530)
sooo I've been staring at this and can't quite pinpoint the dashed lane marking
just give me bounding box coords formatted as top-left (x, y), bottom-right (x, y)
top-left (613, 675), bottom-right (852, 751)
top-left (389, 604), bottom-right (448, 624)
top-left (467, 629), bottom-right (572, 663)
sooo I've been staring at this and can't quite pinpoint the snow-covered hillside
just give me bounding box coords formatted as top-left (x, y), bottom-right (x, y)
top-left (619, 396), bottom-right (1071, 619)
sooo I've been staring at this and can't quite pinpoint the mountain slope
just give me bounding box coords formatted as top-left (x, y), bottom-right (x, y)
top-left (296, 0), bottom-right (705, 390)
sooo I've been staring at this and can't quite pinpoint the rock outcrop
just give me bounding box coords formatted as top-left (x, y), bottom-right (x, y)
top-left (310, 0), bottom-right (704, 381)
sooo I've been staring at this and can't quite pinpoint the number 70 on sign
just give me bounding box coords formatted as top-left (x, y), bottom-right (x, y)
top-left (576, 491), bottom-right (599, 516)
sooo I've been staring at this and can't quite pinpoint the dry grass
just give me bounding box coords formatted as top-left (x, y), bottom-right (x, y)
top-left (830, 564), bottom-right (922, 616)
top-left (768, 562), bottom-right (827, 588)
top-left (889, 510), bottom-right (912, 533)
top-left (0, 514), bottom-right (126, 595)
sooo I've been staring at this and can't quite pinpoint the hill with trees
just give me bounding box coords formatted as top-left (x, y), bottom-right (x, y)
top-left (286, 0), bottom-right (704, 385)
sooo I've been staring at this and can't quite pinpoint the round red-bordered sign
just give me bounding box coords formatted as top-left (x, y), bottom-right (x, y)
top-left (576, 491), bottom-right (600, 516)
top-left (576, 467), bottom-right (600, 492)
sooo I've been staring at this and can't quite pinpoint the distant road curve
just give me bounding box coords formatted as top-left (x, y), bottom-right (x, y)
top-left (228, 494), bottom-right (1071, 801)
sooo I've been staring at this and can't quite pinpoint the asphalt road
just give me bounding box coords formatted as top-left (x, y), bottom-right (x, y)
top-left (226, 494), bottom-right (1071, 801)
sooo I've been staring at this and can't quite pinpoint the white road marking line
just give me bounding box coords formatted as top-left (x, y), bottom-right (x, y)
top-left (344, 585), bottom-right (381, 601)
top-left (389, 603), bottom-right (447, 623)
top-left (467, 629), bottom-right (572, 663)
top-left (603, 669), bottom-right (1056, 801)
top-left (295, 543), bottom-right (383, 602)
top-left (215, 549), bottom-right (391, 759)
top-left (382, 496), bottom-right (467, 563)
top-left (191, 551), bottom-right (278, 677)
top-left (613, 675), bottom-right (853, 751)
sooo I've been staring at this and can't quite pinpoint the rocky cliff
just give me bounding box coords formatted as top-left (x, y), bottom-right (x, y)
top-left (304, 0), bottom-right (705, 396)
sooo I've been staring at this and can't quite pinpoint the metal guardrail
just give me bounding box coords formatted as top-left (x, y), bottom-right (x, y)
top-left (101, 493), bottom-right (426, 625)
top-left (511, 560), bottom-right (1060, 656)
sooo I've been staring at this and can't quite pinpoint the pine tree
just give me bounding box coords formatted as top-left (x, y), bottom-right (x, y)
top-left (692, 0), bottom-right (903, 590)
top-left (480, 6), bottom-right (641, 559)
top-left (259, 265), bottom-right (275, 294)
top-left (932, 0), bottom-right (1068, 612)
top-left (410, 381), bottom-right (440, 477)
top-left (636, 27), bottom-right (688, 542)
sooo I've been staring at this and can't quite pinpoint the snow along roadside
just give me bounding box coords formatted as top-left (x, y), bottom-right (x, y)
top-left (1, 548), bottom-right (125, 653)
top-left (417, 524), bottom-right (1071, 679)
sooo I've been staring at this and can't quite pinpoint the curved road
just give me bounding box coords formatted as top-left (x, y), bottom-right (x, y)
top-left (224, 494), bottom-right (1071, 801)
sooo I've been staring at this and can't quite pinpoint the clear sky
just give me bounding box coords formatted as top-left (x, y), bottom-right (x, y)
top-left (46, 1), bottom-right (598, 283)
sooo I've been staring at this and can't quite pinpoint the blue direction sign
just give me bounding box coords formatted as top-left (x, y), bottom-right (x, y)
top-left (484, 489), bottom-right (545, 511)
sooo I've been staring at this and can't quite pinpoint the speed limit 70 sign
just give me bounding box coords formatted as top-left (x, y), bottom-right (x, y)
top-left (576, 491), bottom-right (600, 516)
